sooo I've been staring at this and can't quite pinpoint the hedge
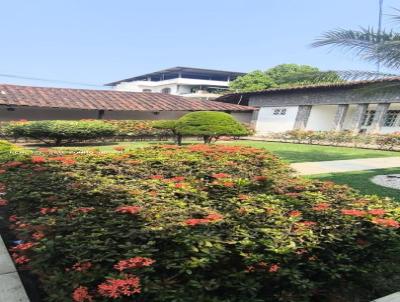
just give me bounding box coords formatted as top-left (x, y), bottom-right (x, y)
top-left (0, 144), bottom-right (400, 301)
top-left (272, 130), bottom-right (400, 151)
top-left (3, 120), bottom-right (117, 146)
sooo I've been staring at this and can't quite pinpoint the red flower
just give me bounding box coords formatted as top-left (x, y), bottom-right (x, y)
top-left (368, 209), bottom-right (386, 216)
top-left (12, 253), bottom-right (30, 264)
top-left (253, 176), bottom-right (268, 182)
top-left (72, 286), bottom-right (93, 302)
top-left (0, 169), bottom-right (6, 174)
top-left (372, 218), bottom-right (400, 228)
top-left (72, 262), bottom-right (92, 272)
top-left (341, 209), bottom-right (366, 217)
top-left (238, 194), bottom-right (250, 201)
top-left (9, 215), bottom-right (18, 222)
top-left (269, 264), bottom-right (280, 273)
top-left (169, 176), bottom-right (185, 182)
top-left (212, 173), bottom-right (231, 179)
top-left (114, 257), bottom-right (155, 271)
top-left (48, 156), bottom-right (76, 165)
top-left (312, 203), bottom-right (330, 211)
top-left (150, 175), bottom-right (163, 180)
top-left (0, 199), bottom-right (8, 206)
top-left (31, 156), bottom-right (46, 164)
top-left (11, 242), bottom-right (36, 251)
top-left (97, 275), bottom-right (141, 298)
top-left (115, 205), bottom-right (142, 215)
top-left (222, 182), bottom-right (235, 187)
top-left (174, 183), bottom-right (186, 189)
top-left (32, 232), bottom-right (45, 240)
top-left (40, 207), bottom-right (58, 215)
top-left (75, 207), bottom-right (95, 213)
top-left (185, 218), bottom-right (209, 226)
top-left (289, 210), bottom-right (302, 217)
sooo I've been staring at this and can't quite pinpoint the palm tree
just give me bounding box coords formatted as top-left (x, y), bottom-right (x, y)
top-left (312, 9), bottom-right (400, 72)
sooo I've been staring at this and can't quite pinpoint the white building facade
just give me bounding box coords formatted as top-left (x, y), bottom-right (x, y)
top-left (217, 79), bottom-right (400, 135)
top-left (106, 67), bottom-right (245, 100)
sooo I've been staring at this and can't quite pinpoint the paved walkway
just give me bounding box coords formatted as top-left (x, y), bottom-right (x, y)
top-left (0, 236), bottom-right (29, 301)
top-left (291, 157), bottom-right (400, 175)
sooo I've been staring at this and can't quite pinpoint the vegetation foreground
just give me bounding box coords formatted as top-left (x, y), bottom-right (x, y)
top-left (1, 142), bottom-right (400, 301)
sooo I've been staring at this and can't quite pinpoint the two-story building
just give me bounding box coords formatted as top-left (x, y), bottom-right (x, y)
top-left (105, 66), bottom-right (245, 100)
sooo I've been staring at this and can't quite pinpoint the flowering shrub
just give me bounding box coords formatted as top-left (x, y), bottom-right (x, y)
top-left (276, 130), bottom-right (400, 150)
top-left (0, 144), bottom-right (400, 301)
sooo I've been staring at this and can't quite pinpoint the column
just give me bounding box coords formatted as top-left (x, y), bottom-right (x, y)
top-left (332, 104), bottom-right (349, 131)
top-left (250, 108), bottom-right (260, 131)
top-left (368, 103), bottom-right (390, 133)
top-left (293, 105), bottom-right (312, 130)
top-left (349, 103), bottom-right (368, 132)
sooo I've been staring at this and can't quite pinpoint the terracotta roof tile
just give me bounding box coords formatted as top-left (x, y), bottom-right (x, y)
top-left (0, 84), bottom-right (253, 112)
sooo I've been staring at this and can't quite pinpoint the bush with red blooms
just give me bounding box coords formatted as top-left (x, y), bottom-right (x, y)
top-left (0, 144), bottom-right (400, 301)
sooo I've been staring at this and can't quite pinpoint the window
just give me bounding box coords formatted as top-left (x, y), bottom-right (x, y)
top-left (161, 88), bottom-right (171, 94)
top-left (361, 110), bottom-right (376, 126)
top-left (142, 89), bottom-right (152, 93)
top-left (272, 108), bottom-right (287, 116)
top-left (384, 110), bottom-right (400, 127)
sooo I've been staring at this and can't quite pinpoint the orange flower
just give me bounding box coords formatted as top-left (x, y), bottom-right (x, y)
top-left (368, 209), bottom-right (386, 216)
top-left (98, 275), bottom-right (141, 298)
top-left (11, 242), bottom-right (36, 251)
top-left (72, 286), bottom-right (93, 302)
top-left (341, 209), bottom-right (366, 217)
top-left (312, 203), bottom-right (330, 211)
top-left (372, 218), bottom-right (399, 228)
top-left (72, 262), bottom-right (92, 272)
top-left (12, 253), bottom-right (30, 264)
top-left (253, 176), bottom-right (268, 182)
top-left (31, 156), bottom-right (46, 164)
top-left (113, 146), bottom-right (126, 152)
top-left (269, 264), bottom-right (280, 273)
top-left (115, 205), bottom-right (142, 215)
top-left (212, 173), bottom-right (231, 179)
top-left (289, 210), bottom-right (302, 217)
top-left (114, 257), bottom-right (155, 271)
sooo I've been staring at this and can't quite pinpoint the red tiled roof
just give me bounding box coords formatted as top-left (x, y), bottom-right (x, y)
top-left (0, 84), bottom-right (253, 112)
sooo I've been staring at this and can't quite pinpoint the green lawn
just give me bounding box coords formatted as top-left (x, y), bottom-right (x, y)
top-left (28, 140), bottom-right (400, 163)
top-left (222, 140), bottom-right (399, 163)
top-left (310, 168), bottom-right (400, 202)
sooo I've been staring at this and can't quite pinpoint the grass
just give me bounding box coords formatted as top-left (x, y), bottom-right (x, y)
top-left (25, 140), bottom-right (400, 163)
top-left (310, 168), bottom-right (400, 202)
top-left (222, 140), bottom-right (399, 163)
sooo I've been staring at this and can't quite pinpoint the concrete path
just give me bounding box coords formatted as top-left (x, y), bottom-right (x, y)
top-left (291, 157), bottom-right (400, 175)
top-left (0, 236), bottom-right (30, 301)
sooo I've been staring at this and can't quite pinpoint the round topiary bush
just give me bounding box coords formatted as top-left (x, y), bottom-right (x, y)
top-left (1, 144), bottom-right (400, 301)
top-left (175, 111), bottom-right (250, 143)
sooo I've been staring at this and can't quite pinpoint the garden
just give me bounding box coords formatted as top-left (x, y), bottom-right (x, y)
top-left (0, 115), bottom-right (400, 301)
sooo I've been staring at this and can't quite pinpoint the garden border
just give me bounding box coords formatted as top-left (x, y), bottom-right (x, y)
top-left (0, 235), bottom-right (30, 301)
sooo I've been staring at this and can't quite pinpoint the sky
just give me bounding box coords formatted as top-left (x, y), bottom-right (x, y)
top-left (0, 0), bottom-right (399, 89)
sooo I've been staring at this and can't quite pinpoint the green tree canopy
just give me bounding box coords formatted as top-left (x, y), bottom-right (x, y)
top-left (228, 70), bottom-right (276, 93)
top-left (229, 64), bottom-right (341, 92)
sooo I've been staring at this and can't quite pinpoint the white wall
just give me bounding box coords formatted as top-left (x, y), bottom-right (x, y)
top-left (255, 106), bottom-right (298, 134)
top-left (306, 105), bottom-right (337, 131)
top-left (231, 112), bottom-right (252, 124)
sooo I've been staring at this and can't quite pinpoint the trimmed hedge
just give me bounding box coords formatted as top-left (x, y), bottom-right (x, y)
top-left (0, 144), bottom-right (400, 301)
top-left (273, 130), bottom-right (400, 151)
top-left (4, 120), bottom-right (116, 146)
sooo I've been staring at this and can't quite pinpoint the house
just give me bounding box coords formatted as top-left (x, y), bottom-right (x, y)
top-left (105, 66), bottom-right (245, 99)
top-left (216, 78), bottom-right (400, 134)
top-left (0, 84), bottom-right (253, 122)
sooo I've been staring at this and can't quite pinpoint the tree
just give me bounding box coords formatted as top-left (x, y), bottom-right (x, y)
top-left (265, 64), bottom-right (341, 86)
top-left (229, 70), bottom-right (275, 93)
top-left (152, 120), bottom-right (181, 144)
top-left (175, 111), bottom-right (250, 144)
top-left (229, 65), bottom-right (341, 93)
top-left (311, 9), bottom-right (400, 73)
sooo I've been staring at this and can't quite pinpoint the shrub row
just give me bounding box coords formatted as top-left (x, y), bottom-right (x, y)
top-left (272, 130), bottom-right (400, 150)
top-left (0, 144), bottom-right (400, 301)
top-left (1, 112), bottom-right (251, 146)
